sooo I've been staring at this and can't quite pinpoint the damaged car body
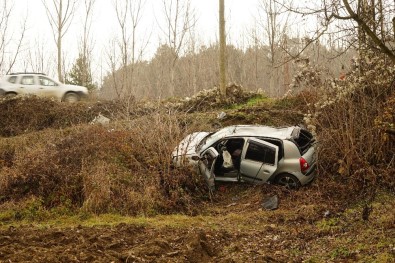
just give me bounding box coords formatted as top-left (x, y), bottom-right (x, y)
top-left (172, 125), bottom-right (317, 189)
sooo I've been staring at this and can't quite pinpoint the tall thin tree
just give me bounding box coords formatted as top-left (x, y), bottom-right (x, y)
top-left (160, 0), bottom-right (195, 97)
top-left (219, 0), bottom-right (226, 97)
top-left (42, 0), bottom-right (77, 82)
top-left (0, 0), bottom-right (26, 74)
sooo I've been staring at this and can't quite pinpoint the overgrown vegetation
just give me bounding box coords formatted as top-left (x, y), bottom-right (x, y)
top-left (0, 96), bottom-right (125, 137)
top-left (304, 52), bottom-right (395, 196)
top-left (0, 113), bottom-right (210, 216)
top-left (1, 68), bottom-right (394, 219)
top-left (0, 69), bottom-right (394, 261)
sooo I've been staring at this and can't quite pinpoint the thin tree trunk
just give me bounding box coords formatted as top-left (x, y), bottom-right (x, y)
top-left (57, 0), bottom-right (63, 82)
top-left (219, 0), bottom-right (226, 97)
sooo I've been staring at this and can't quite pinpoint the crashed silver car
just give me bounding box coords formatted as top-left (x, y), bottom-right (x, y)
top-left (172, 125), bottom-right (317, 189)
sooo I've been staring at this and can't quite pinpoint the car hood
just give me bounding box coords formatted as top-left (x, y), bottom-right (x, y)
top-left (172, 132), bottom-right (210, 157)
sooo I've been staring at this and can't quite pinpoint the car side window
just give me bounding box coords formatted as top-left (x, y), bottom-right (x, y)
top-left (21, 76), bottom-right (35, 85)
top-left (39, 76), bottom-right (57, 86)
top-left (245, 141), bottom-right (276, 165)
top-left (7, 76), bottom-right (17, 84)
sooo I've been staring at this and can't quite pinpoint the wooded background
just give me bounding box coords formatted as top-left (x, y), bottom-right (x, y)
top-left (0, 0), bottom-right (394, 100)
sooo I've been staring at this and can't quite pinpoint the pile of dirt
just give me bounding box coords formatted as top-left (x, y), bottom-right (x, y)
top-left (219, 106), bottom-right (304, 127)
top-left (163, 83), bottom-right (261, 113)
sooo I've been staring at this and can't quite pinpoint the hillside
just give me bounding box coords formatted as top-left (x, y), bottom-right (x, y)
top-left (0, 80), bottom-right (394, 262)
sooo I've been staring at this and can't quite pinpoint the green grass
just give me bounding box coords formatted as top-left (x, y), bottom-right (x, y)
top-left (228, 95), bottom-right (272, 110)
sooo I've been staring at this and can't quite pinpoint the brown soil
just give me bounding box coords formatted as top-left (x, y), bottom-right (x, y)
top-left (0, 224), bottom-right (221, 263)
top-left (1, 184), bottom-right (394, 262)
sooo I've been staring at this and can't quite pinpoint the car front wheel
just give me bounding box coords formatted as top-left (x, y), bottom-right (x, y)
top-left (274, 173), bottom-right (301, 189)
top-left (5, 92), bottom-right (17, 98)
top-left (63, 92), bottom-right (79, 103)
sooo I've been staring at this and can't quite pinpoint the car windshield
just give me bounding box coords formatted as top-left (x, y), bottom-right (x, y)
top-left (196, 133), bottom-right (213, 152)
top-left (196, 126), bottom-right (236, 152)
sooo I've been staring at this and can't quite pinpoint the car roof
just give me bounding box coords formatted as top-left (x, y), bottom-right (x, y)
top-left (216, 125), bottom-right (296, 140)
top-left (9, 72), bottom-right (47, 76)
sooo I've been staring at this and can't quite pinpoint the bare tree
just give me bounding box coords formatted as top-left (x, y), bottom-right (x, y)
top-left (42, 0), bottom-right (77, 82)
top-left (0, 1), bottom-right (27, 74)
top-left (256, 0), bottom-right (291, 96)
top-left (160, 0), bottom-right (195, 97)
top-left (70, 0), bottom-right (96, 89)
top-left (282, 0), bottom-right (395, 63)
top-left (219, 0), bottom-right (226, 97)
top-left (28, 38), bottom-right (48, 73)
top-left (104, 38), bottom-right (122, 99)
top-left (81, 0), bottom-right (95, 65)
top-left (0, 0), bottom-right (13, 73)
top-left (109, 0), bottom-right (146, 102)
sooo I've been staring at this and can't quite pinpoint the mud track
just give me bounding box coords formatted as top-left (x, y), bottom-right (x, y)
top-left (0, 224), bottom-right (227, 262)
top-left (0, 185), bottom-right (394, 262)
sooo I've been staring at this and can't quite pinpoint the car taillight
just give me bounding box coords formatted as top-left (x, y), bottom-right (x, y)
top-left (300, 157), bottom-right (310, 174)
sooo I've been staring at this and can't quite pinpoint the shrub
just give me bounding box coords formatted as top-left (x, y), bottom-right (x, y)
top-left (305, 51), bottom-right (395, 192)
top-left (0, 96), bottom-right (125, 137)
top-left (0, 114), bottom-right (208, 215)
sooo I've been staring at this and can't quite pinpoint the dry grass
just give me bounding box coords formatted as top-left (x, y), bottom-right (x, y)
top-left (0, 96), bottom-right (125, 137)
top-left (307, 52), bottom-right (395, 196)
top-left (0, 112), bottom-right (209, 216)
top-left (1, 62), bottom-right (394, 218)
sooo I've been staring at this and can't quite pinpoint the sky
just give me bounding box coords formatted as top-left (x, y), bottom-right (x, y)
top-left (5, 0), bottom-right (310, 82)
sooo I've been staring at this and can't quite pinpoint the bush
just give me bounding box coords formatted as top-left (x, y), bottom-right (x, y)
top-left (0, 114), bottom-right (208, 216)
top-left (306, 52), bottom-right (395, 192)
top-left (0, 96), bottom-right (125, 137)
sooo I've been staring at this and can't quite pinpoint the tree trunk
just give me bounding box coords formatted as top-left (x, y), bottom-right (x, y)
top-left (219, 0), bottom-right (226, 98)
top-left (57, 0), bottom-right (63, 82)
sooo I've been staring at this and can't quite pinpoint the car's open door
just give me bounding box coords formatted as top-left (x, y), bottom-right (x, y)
top-left (239, 138), bottom-right (279, 184)
top-left (198, 147), bottom-right (218, 190)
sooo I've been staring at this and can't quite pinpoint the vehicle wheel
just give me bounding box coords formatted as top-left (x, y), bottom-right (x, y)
top-left (274, 173), bottom-right (301, 189)
top-left (5, 92), bottom-right (17, 98)
top-left (63, 92), bottom-right (79, 103)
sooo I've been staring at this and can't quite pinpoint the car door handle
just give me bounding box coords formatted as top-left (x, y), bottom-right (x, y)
top-left (263, 170), bottom-right (270, 174)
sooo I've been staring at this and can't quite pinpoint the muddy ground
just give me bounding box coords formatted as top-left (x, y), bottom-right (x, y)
top-left (0, 185), bottom-right (394, 262)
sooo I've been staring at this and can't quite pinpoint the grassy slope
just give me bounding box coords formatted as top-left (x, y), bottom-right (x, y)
top-left (0, 96), bottom-right (394, 262)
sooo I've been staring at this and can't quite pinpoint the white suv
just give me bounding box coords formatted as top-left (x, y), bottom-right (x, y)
top-left (0, 73), bottom-right (88, 102)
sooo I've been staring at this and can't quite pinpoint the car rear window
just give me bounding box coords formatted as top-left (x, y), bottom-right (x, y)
top-left (39, 76), bottom-right (57, 86)
top-left (293, 129), bottom-right (314, 154)
top-left (7, 76), bottom-right (17, 83)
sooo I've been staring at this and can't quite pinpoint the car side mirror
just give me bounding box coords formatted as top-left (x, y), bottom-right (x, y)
top-left (191, 155), bottom-right (200, 161)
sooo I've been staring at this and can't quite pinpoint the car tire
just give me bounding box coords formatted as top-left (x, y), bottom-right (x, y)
top-left (63, 92), bottom-right (79, 103)
top-left (5, 92), bottom-right (17, 98)
top-left (274, 173), bottom-right (301, 189)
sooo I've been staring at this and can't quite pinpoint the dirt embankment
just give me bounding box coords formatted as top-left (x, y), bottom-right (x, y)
top-left (0, 224), bottom-right (220, 263)
top-left (1, 185), bottom-right (394, 262)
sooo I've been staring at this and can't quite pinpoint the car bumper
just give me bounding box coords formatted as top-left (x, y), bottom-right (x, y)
top-left (298, 163), bottom-right (317, 185)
